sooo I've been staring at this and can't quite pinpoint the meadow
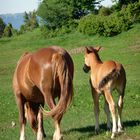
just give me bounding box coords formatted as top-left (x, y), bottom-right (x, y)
top-left (0, 24), bottom-right (140, 140)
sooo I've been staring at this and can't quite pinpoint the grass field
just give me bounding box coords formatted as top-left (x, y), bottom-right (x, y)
top-left (0, 24), bottom-right (140, 140)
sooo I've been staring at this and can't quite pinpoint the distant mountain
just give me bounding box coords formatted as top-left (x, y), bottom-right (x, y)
top-left (0, 13), bottom-right (24, 30)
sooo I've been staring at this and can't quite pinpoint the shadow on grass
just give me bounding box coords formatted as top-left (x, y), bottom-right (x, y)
top-left (63, 120), bottom-right (140, 135)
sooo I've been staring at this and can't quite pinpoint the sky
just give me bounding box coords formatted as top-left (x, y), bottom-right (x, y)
top-left (0, 0), bottom-right (113, 14)
top-left (0, 0), bottom-right (39, 14)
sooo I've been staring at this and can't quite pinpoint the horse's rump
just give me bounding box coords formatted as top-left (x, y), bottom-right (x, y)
top-left (14, 46), bottom-right (74, 119)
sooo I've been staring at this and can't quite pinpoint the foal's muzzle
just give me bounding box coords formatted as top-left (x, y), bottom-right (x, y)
top-left (83, 64), bottom-right (90, 73)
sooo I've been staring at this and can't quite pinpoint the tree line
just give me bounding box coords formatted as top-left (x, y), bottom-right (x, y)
top-left (0, 11), bottom-right (38, 38)
top-left (0, 0), bottom-right (140, 38)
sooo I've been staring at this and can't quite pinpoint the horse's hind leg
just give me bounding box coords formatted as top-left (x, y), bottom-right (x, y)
top-left (53, 116), bottom-right (63, 140)
top-left (48, 99), bottom-right (63, 140)
top-left (15, 93), bottom-right (26, 140)
top-left (37, 107), bottom-right (46, 140)
top-left (25, 102), bottom-right (46, 140)
top-left (45, 93), bottom-right (63, 140)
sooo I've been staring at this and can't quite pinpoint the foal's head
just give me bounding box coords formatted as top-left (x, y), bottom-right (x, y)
top-left (83, 46), bottom-right (102, 73)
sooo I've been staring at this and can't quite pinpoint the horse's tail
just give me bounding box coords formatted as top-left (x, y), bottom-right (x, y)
top-left (99, 64), bottom-right (121, 89)
top-left (41, 52), bottom-right (74, 119)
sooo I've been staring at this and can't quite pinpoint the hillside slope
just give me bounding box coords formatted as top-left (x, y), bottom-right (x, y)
top-left (0, 24), bottom-right (140, 140)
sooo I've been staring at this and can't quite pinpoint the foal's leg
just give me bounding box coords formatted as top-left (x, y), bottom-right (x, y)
top-left (104, 97), bottom-right (111, 131)
top-left (15, 93), bottom-right (26, 140)
top-left (104, 89), bottom-right (117, 139)
top-left (90, 82), bottom-right (100, 134)
top-left (117, 88), bottom-right (125, 133)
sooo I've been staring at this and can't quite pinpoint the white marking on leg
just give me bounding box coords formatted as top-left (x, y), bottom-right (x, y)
top-left (20, 124), bottom-right (26, 140)
top-left (111, 107), bottom-right (117, 139)
top-left (104, 90), bottom-right (117, 139)
top-left (37, 111), bottom-right (43, 140)
top-left (53, 122), bottom-right (62, 140)
top-left (117, 95), bottom-right (123, 132)
top-left (37, 127), bottom-right (43, 140)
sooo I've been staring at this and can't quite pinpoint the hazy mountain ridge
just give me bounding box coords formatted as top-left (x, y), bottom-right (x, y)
top-left (0, 13), bottom-right (24, 30)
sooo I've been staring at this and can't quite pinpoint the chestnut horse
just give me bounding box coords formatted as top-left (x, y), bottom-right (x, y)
top-left (13, 46), bottom-right (74, 140)
top-left (83, 47), bottom-right (126, 139)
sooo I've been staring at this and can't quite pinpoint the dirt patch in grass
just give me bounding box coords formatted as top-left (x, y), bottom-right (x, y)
top-left (69, 47), bottom-right (85, 54)
top-left (128, 45), bottom-right (140, 52)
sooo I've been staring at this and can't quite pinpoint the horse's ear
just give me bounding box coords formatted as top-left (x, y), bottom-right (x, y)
top-left (95, 46), bottom-right (102, 52)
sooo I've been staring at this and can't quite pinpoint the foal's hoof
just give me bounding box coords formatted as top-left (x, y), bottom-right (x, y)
top-left (95, 129), bottom-right (100, 135)
top-left (118, 128), bottom-right (124, 134)
top-left (111, 132), bottom-right (117, 139)
top-left (43, 134), bottom-right (46, 138)
top-left (53, 134), bottom-right (63, 140)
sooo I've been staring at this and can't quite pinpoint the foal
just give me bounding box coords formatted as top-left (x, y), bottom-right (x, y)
top-left (83, 47), bottom-right (126, 139)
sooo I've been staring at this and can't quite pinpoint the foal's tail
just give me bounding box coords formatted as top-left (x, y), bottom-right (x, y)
top-left (41, 52), bottom-right (74, 119)
top-left (99, 64), bottom-right (122, 89)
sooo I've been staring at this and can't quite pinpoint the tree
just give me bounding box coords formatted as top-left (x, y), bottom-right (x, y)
top-left (118, 0), bottom-right (139, 5)
top-left (20, 11), bottom-right (39, 33)
top-left (37, 0), bottom-right (98, 29)
top-left (0, 17), bottom-right (6, 38)
top-left (3, 23), bottom-right (13, 37)
top-left (112, 0), bottom-right (139, 9)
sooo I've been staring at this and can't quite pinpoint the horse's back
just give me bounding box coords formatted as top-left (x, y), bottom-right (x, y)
top-left (13, 46), bottom-right (74, 98)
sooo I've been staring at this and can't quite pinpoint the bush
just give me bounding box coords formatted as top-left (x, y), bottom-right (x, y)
top-left (78, 9), bottom-right (133, 36)
top-left (120, 2), bottom-right (140, 23)
top-left (78, 14), bottom-right (99, 35)
top-left (98, 6), bottom-right (112, 16)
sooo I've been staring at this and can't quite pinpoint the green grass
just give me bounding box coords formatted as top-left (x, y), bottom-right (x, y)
top-left (0, 24), bottom-right (140, 140)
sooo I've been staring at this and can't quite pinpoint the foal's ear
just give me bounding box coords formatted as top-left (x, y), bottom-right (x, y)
top-left (95, 46), bottom-right (102, 52)
top-left (85, 47), bottom-right (92, 54)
